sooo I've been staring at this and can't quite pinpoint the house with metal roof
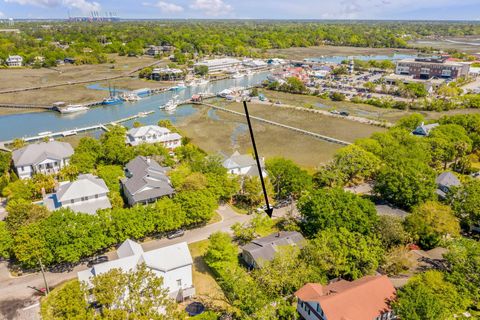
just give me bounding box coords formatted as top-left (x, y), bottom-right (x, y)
top-left (222, 151), bottom-right (267, 177)
top-left (125, 125), bottom-right (182, 150)
top-left (121, 156), bottom-right (175, 206)
top-left (436, 171), bottom-right (461, 199)
top-left (295, 275), bottom-right (396, 320)
top-left (241, 231), bottom-right (305, 268)
top-left (43, 174), bottom-right (111, 215)
top-left (77, 239), bottom-right (195, 301)
top-left (412, 122), bottom-right (439, 136)
top-left (12, 141), bottom-right (74, 179)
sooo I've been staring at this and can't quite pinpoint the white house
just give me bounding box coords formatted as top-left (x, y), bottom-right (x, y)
top-left (43, 174), bottom-right (111, 215)
top-left (222, 151), bottom-right (267, 177)
top-left (6, 55), bottom-right (23, 67)
top-left (12, 141), bottom-right (74, 179)
top-left (125, 125), bottom-right (182, 150)
top-left (295, 276), bottom-right (396, 320)
top-left (78, 239), bottom-right (195, 301)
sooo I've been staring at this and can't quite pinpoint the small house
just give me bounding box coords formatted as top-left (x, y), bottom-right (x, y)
top-left (412, 122), bottom-right (439, 136)
top-left (222, 151), bottom-right (267, 177)
top-left (436, 171), bottom-right (461, 199)
top-left (6, 55), bottom-right (23, 67)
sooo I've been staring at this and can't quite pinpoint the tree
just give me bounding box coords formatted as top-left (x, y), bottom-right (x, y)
top-left (266, 157), bottom-right (312, 199)
top-left (381, 246), bottom-right (414, 276)
top-left (2, 179), bottom-right (35, 200)
top-left (5, 199), bottom-right (50, 234)
top-left (71, 137), bottom-right (102, 172)
top-left (194, 65), bottom-right (208, 76)
top-left (0, 221), bottom-right (13, 259)
top-left (405, 82), bottom-right (428, 98)
top-left (231, 212), bottom-right (274, 244)
top-left (332, 145), bottom-right (381, 183)
top-left (174, 190), bottom-right (217, 225)
top-left (330, 92), bottom-right (346, 101)
top-left (429, 124), bottom-right (472, 170)
top-left (395, 113), bottom-right (425, 131)
top-left (138, 66), bottom-right (152, 79)
top-left (235, 176), bottom-right (274, 211)
top-left (374, 159), bottom-right (436, 210)
top-left (280, 77), bottom-right (306, 93)
top-left (0, 151), bottom-right (11, 175)
top-left (448, 179), bottom-right (480, 229)
top-left (392, 271), bottom-right (470, 320)
top-left (95, 165), bottom-right (124, 193)
top-left (204, 232), bottom-right (238, 270)
top-left (40, 280), bottom-right (93, 320)
top-left (298, 188), bottom-right (377, 237)
top-left (405, 201), bottom-right (460, 249)
top-left (301, 227), bottom-right (384, 280)
top-left (100, 126), bottom-right (134, 165)
top-left (58, 165), bottom-right (79, 182)
top-left (375, 215), bottom-right (410, 249)
top-left (13, 222), bottom-right (53, 268)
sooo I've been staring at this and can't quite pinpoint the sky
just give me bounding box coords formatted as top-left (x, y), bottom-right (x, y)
top-left (0, 0), bottom-right (479, 20)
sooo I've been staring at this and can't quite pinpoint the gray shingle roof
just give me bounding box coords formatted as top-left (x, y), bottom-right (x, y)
top-left (56, 174), bottom-right (109, 202)
top-left (436, 172), bottom-right (461, 188)
top-left (122, 156), bottom-right (174, 203)
top-left (242, 231), bottom-right (305, 267)
top-left (223, 151), bottom-right (257, 169)
top-left (12, 141), bottom-right (73, 167)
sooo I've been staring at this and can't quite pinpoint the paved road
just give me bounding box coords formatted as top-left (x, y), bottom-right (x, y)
top-left (0, 204), bottom-right (268, 320)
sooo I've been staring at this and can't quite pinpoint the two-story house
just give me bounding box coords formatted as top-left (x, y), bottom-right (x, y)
top-left (12, 141), bottom-right (74, 179)
top-left (222, 151), bottom-right (267, 177)
top-left (295, 275), bottom-right (396, 320)
top-left (43, 174), bottom-right (111, 215)
top-left (125, 125), bottom-right (182, 150)
top-left (6, 55), bottom-right (23, 67)
top-left (78, 239), bottom-right (195, 301)
top-left (121, 156), bottom-right (175, 206)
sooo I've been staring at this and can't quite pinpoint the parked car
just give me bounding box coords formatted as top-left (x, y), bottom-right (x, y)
top-left (339, 111), bottom-right (350, 116)
top-left (87, 255), bottom-right (109, 267)
top-left (167, 229), bottom-right (185, 239)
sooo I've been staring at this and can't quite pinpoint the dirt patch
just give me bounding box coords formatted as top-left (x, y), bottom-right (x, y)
top-left (267, 46), bottom-right (417, 60)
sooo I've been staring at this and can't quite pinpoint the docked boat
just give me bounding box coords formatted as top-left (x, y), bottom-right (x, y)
top-left (38, 131), bottom-right (52, 136)
top-left (170, 81), bottom-right (186, 91)
top-left (232, 72), bottom-right (244, 79)
top-left (121, 93), bottom-right (141, 102)
top-left (59, 104), bottom-right (89, 114)
top-left (164, 96), bottom-right (179, 112)
top-left (102, 96), bottom-right (122, 105)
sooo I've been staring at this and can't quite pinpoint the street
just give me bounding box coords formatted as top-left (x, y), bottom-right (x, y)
top-left (0, 204), bottom-right (293, 320)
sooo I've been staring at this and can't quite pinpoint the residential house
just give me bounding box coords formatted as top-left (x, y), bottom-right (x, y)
top-left (121, 156), bottom-right (175, 206)
top-left (78, 239), bottom-right (195, 301)
top-left (6, 55), bottom-right (23, 67)
top-left (151, 67), bottom-right (184, 81)
top-left (436, 171), bottom-right (461, 199)
top-left (241, 231), bottom-right (305, 268)
top-left (125, 125), bottom-right (182, 149)
top-left (295, 275), bottom-right (396, 320)
top-left (12, 141), bottom-right (74, 179)
top-left (222, 151), bottom-right (267, 177)
top-left (43, 174), bottom-right (111, 215)
top-left (145, 45), bottom-right (175, 56)
top-left (412, 122), bottom-right (439, 136)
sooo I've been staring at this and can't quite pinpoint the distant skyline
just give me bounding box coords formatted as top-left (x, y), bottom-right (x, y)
top-left (0, 0), bottom-right (479, 20)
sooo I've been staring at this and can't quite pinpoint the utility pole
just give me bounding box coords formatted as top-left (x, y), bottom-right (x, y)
top-left (38, 257), bottom-right (50, 295)
top-left (243, 100), bottom-right (273, 217)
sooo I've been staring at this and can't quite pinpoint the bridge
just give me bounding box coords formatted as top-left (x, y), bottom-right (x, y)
top-left (186, 101), bottom-right (352, 146)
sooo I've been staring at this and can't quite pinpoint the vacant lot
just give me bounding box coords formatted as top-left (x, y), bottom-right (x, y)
top-left (178, 102), bottom-right (385, 169)
top-left (267, 45), bottom-right (417, 60)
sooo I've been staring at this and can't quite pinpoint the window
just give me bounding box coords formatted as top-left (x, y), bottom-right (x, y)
top-left (95, 194), bottom-right (99, 199)
top-left (71, 199), bottom-right (75, 204)
top-left (176, 279), bottom-right (182, 286)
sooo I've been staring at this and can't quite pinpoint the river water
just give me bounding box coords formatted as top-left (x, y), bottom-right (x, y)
top-left (0, 72), bottom-right (270, 141)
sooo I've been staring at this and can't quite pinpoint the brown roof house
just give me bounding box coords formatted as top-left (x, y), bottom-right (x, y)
top-left (294, 275), bottom-right (396, 320)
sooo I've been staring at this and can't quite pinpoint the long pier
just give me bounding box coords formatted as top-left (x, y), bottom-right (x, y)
top-left (0, 110), bottom-right (155, 152)
top-left (187, 101), bottom-right (351, 146)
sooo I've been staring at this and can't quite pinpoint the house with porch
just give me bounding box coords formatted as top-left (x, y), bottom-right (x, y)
top-left (295, 275), bottom-right (396, 320)
top-left (12, 141), bottom-right (74, 179)
top-left (43, 174), bottom-right (111, 215)
top-left (125, 125), bottom-right (182, 150)
top-left (78, 239), bottom-right (195, 301)
top-left (121, 156), bottom-right (175, 206)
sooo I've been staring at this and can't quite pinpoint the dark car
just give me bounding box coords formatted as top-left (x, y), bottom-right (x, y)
top-left (339, 111), bottom-right (350, 116)
top-left (87, 256), bottom-right (109, 267)
top-left (167, 229), bottom-right (185, 239)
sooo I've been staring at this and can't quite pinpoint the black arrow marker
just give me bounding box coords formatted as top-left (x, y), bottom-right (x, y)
top-left (243, 100), bottom-right (273, 217)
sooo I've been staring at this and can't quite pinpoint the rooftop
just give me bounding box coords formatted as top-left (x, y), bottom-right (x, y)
top-left (12, 141), bottom-right (74, 167)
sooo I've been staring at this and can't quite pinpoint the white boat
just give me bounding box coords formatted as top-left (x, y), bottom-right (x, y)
top-left (232, 72), bottom-right (243, 79)
top-left (164, 95), bottom-right (179, 112)
top-left (62, 130), bottom-right (77, 137)
top-left (59, 104), bottom-right (89, 114)
top-left (121, 93), bottom-right (141, 102)
top-left (38, 131), bottom-right (52, 136)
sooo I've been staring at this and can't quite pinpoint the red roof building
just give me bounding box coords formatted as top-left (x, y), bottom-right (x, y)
top-left (294, 275), bottom-right (396, 320)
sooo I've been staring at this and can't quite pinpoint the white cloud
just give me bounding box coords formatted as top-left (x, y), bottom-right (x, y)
top-left (4, 0), bottom-right (100, 13)
top-left (189, 0), bottom-right (232, 16)
top-left (150, 1), bottom-right (184, 13)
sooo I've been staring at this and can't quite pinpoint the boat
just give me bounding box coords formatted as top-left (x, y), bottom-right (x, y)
top-left (62, 130), bottom-right (77, 137)
top-left (59, 104), bottom-right (89, 114)
top-left (197, 78), bottom-right (209, 86)
top-left (232, 72), bottom-right (243, 79)
top-left (170, 81), bottom-right (186, 91)
top-left (121, 92), bottom-right (141, 102)
top-left (164, 95), bottom-right (179, 112)
top-left (38, 131), bottom-right (52, 136)
top-left (102, 96), bottom-right (122, 105)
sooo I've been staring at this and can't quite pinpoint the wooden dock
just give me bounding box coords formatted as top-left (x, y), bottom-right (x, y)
top-left (186, 101), bottom-right (352, 146)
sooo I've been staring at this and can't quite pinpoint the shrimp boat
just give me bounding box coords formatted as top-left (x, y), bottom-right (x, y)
top-left (102, 85), bottom-right (122, 105)
top-left (59, 104), bottom-right (89, 114)
top-left (163, 95), bottom-right (179, 112)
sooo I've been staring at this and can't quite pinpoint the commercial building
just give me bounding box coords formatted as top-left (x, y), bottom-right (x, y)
top-left (194, 58), bottom-right (241, 73)
top-left (395, 57), bottom-right (470, 80)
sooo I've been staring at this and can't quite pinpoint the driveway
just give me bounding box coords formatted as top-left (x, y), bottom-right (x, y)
top-left (0, 204), bottom-right (256, 319)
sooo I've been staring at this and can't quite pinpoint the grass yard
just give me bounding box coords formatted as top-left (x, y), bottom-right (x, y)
top-left (188, 240), bottom-right (228, 310)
